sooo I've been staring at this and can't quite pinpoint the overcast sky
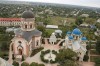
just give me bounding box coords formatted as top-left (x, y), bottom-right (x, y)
top-left (4, 0), bottom-right (100, 8)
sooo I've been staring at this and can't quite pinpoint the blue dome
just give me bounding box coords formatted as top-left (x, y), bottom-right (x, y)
top-left (68, 36), bottom-right (73, 40)
top-left (81, 37), bottom-right (87, 40)
top-left (72, 28), bottom-right (82, 35)
top-left (67, 31), bottom-right (71, 34)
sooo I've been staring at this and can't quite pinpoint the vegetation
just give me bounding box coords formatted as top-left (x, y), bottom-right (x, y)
top-left (31, 47), bottom-right (44, 57)
top-left (94, 58), bottom-right (100, 66)
top-left (0, 27), bottom-right (14, 60)
top-left (30, 62), bottom-right (45, 66)
top-left (12, 61), bottom-right (19, 66)
top-left (75, 17), bottom-right (83, 25)
top-left (40, 50), bottom-right (50, 63)
top-left (96, 37), bottom-right (100, 54)
top-left (83, 55), bottom-right (89, 61)
top-left (21, 62), bottom-right (29, 66)
top-left (56, 49), bottom-right (78, 66)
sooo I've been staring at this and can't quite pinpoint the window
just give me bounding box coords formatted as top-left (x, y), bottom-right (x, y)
top-left (30, 24), bottom-right (32, 28)
top-left (36, 40), bottom-right (39, 46)
top-left (25, 25), bottom-right (27, 28)
top-left (18, 41), bottom-right (22, 44)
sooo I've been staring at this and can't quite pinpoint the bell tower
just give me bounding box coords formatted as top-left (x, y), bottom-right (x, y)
top-left (21, 10), bottom-right (35, 31)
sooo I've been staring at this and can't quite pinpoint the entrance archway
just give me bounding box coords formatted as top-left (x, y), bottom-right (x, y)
top-left (18, 49), bottom-right (22, 55)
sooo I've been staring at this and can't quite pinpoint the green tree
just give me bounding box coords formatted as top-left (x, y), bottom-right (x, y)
top-left (30, 62), bottom-right (38, 66)
top-left (38, 64), bottom-right (45, 66)
top-left (75, 17), bottom-right (83, 25)
top-left (21, 62), bottom-right (29, 66)
top-left (30, 62), bottom-right (45, 66)
top-left (57, 49), bottom-right (77, 66)
top-left (95, 58), bottom-right (100, 66)
top-left (12, 61), bottom-right (19, 66)
top-left (96, 37), bottom-right (100, 54)
top-left (61, 60), bottom-right (78, 66)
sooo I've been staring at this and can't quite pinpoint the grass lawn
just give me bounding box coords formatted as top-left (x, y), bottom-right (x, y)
top-left (45, 29), bottom-right (56, 37)
top-left (49, 16), bottom-right (75, 25)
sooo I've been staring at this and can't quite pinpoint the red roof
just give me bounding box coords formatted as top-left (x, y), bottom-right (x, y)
top-left (0, 18), bottom-right (21, 22)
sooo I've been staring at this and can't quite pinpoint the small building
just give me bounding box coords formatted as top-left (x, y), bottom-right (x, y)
top-left (97, 18), bottom-right (100, 23)
top-left (81, 14), bottom-right (89, 17)
top-left (80, 23), bottom-right (89, 27)
top-left (95, 29), bottom-right (100, 36)
top-left (55, 30), bottom-right (62, 36)
top-left (46, 25), bottom-right (58, 29)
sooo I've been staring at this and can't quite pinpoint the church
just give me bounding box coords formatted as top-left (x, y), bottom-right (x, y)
top-left (9, 10), bottom-right (42, 60)
top-left (64, 28), bottom-right (87, 61)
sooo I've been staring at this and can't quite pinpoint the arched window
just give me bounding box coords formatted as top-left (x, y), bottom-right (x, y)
top-left (18, 41), bottom-right (22, 44)
top-left (30, 24), bottom-right (32, 28)
top-left (36, 40), bottom-right (39, 46)
top-left (25, 25), bottom-right (27, 29)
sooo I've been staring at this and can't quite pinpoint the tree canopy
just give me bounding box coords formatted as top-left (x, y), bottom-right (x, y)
top-left (57, 49), bottom-right (78, 66)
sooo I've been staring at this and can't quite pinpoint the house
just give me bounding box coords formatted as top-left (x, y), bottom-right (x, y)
top-left (46, 25), bottom-right (58, 29)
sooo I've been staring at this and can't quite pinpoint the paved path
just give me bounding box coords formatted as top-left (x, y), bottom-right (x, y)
top-left (25, 38), bottom-right (60, 66)
top-left (23, 38), bottom-right (96, 66)
top-left (57, 39), bottom-right (64, 45)
top-left (79, 62), bottom-right (95, 66)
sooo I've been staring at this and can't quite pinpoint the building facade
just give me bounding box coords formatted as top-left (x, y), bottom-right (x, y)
top-left (0, 18), bottom-right (21, 26)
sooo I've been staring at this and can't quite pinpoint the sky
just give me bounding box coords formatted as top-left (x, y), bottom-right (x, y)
top-left (3, 0), bottom-right (100, 8)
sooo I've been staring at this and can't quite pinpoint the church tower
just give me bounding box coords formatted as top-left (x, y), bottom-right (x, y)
top-left (21, 10), bottom-right (35, 31)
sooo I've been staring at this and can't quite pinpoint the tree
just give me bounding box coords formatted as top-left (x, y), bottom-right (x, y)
top-left (57, 49), bottom-right (77, 66)
top-left (96, 37), bottom-right (100, 54)
top-left (38, 64), bottom-right (45, 66)
top-left (12, 61), bottom-right (19, 66)
top-left (30, 62), bottom-right (45, 66)
top-left (83, 55), bottom-right (89, 61)
top-left (75, 17), bottom-right (83, 25)
top-left (21, 62), bottom-right (29, 66)
top-left (61, 60), bottom-right (78, 66)
top-left (30, 62), bottom-right (38, 66)
top-left (95, 58), bottom-right (100, 66)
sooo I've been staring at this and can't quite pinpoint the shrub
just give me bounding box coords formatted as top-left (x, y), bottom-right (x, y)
top-left (45, 49), bottom-right (50, 54)
top-left (83, 55), bottom-right (89, 61)
top-left (50, 59), bottom-right (56, 64)
top-left (52, 50), bottom-right (57, 55)
top-left (38, 64), bottom-right (45, 66)
top-left (86, 45), bottom-right (90, 50)
top-left (12, 61), bottom-right (19, 66)
top-left (30, 62), bottom-right (38, 66)
top-left (21, 62), bottom-right (29, 66)
top-left (30, 62), bottom-right (45, 66)
top-left (31, 47), bottom-right (44, 57)
top-left (95, 58), bottom-right (100, 66)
